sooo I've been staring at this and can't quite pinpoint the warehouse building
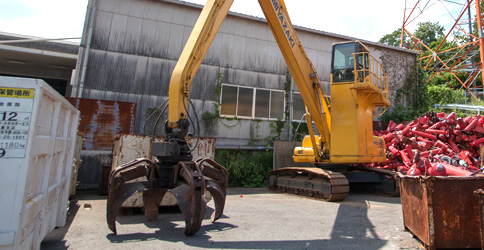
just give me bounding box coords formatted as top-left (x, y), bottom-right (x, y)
top-left (71, 0), bottom-right (418, 149)
top-left (0, 32), bottom-right (78, 95)
top-left (0, 0), bottom-right (418, 188)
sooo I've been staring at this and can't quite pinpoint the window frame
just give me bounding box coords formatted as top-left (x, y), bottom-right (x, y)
top-left (291, 92), bottom-right (331, 122)
top-left (219, 83), bottom-right (286, 121)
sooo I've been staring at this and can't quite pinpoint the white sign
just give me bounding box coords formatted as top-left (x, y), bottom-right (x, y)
top-left (0, 87), bottom-right (35, 158)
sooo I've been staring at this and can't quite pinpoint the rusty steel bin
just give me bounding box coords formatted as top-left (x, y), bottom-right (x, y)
top-left (399, 173), bottom-right (484, 249)
top-left (475, 189), bottom-right (484, 250)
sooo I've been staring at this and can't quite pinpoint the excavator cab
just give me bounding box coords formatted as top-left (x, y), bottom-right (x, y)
top-left (329, 41), bottom-right (390, 163)
top-left (274, 41), bottom-right (393, 201)
top-left (332, 41), bottom-right (370, 83)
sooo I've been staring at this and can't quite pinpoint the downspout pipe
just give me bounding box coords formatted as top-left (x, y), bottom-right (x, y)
top-left (76, 0), bottom-right (97, 98)
top-left (216, 145), bottom-right (273, 151)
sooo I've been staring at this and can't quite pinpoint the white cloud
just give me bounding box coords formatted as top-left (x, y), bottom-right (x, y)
top-left (0, 0), bottom-right (88, 39)
top-left (0, 0), bottom-right (469, 44)
top-left (182, 0), bottom-right (406, 42)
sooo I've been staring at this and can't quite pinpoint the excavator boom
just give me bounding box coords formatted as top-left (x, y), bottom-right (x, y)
top-left (167, 0), bottom-right (233, 130)
top-left (258, 0), bottom-right (332, 148)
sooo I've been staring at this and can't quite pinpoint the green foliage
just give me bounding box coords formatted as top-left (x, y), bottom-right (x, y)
top-left (201, 111), bottom-right (217, 121)
top-left (382, 66), bottom-right (429, 123)
top-left (381, 105), bottom-right (422, 124)
top-left (264, 120), bottom-right (285, 145)
top-left (379, 22), bottom-right (445, 49)
top-left (414, 21), bottom-right (445, 46)
top-left (213, 68), bottom-right (223, 117)
top-left (292, 121), bottom-right (309, 141)
top-left (469, 97), bottom-right (484, 106)
top-left (214, 150), bottom-right (273, 188)
top-left (427, 84), bottom-right (465, 105)
top-left (378, 28), bottom-right (408, 47)
top-left (214, 67), bottom-right (223, 97)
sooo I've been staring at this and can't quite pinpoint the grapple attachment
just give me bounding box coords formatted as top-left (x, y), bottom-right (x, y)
top-left (107, 157), bottom-right (228, 236)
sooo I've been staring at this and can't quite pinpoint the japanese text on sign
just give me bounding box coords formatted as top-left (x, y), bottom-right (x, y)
top-left (0, 87), bottom-right (34, 158)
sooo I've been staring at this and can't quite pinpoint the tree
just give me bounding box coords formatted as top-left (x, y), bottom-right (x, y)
top-left (413, 21), bottom-right (445, 46)
top-left (378, 22), bottom-right (445, 49)
top-left (378, 28), bottom-right (407, 47)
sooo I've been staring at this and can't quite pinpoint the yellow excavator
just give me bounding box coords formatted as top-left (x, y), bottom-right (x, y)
top-left (107, 0), bottom-right (392, 236)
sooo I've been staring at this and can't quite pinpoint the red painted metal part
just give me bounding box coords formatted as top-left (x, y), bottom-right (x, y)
top-left (363, 111), bottom-right (484, 177)
top-left (401, 0), bottom-right (484, 100)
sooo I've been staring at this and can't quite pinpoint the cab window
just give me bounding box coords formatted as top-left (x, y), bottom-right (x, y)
top-left (332, 43), bottom-right (356, 83)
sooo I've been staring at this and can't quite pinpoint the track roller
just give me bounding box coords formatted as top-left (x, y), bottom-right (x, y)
top-left (267, 167), bottom-right (349, 202)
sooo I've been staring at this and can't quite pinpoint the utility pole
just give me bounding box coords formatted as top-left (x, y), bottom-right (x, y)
top-left (476, 0), bottom-right (484, 96)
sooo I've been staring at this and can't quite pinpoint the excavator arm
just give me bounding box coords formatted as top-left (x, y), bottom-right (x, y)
top-left (257, 0), bottom-right (331, 151)
top-left (167, 0), bottom-right (233, 135)
top-left (259, 0), bottom-right (331, 162)
top-left (167, 0), bottom-right (332, 161)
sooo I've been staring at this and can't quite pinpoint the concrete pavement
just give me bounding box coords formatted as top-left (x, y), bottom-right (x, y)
top-left (41, 188), bottom-right (421, 250)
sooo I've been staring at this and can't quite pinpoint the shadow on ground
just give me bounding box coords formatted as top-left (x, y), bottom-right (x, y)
top-left (40, 199), bottom-right (81, 250)
top-left (106, 194), bottom-right (388, 250)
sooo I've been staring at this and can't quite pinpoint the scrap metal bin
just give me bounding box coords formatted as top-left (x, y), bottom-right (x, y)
top-left (474, 189), bottom-right (484, 249)
top-left (399, 173), bottom-right (484, 249)
top-left (0, 77), bottom-right (80, 250)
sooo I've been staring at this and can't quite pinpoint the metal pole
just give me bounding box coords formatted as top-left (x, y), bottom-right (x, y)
top-left (468, 0), bottom-right (474, 43)
top-left (475, 0), bottom-right (484, 95)
top-left (77, 0), bottom-right (97, 98)
top-left (288, 74), bottom-right (294, 141)
top-left (468, 0), bottom-right (478, 96)
top-left (0, 37), bottom-right (81, 44)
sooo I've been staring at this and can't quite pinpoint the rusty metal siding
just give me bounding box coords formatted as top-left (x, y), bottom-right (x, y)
top-left (67, 98), bottom-right (137, 150)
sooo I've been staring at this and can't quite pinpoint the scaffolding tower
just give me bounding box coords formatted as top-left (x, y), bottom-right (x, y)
top-left (401, 0), bottom-right (484, 100)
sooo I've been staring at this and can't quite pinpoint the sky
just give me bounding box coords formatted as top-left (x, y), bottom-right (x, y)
top-left (0, 0), bottom-right (468, 44)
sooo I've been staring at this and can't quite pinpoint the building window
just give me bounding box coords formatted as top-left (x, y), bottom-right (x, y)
top-left (220, 85), bottom-right (237, 116)
top-left (291, 92), bottom-right (331, 122)
top-left (237, 87), bottom-right (253, 117)
top-left (255, 89), bottom-right (270, 118)
top-left (270, 91), bottom-right (284, 119)
top-left (292, 93), bottom-right (306, 122)
top-left (220, 84), bottom-right (285, 120)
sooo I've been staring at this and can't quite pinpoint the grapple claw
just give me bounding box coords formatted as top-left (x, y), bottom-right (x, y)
top-left (206, 179), bottom-right (226, 222)
top-left (107, 158), bottom-right (153, 234)
top-left (142, 189), bottom-right (166, 221)
top-left (197, 158), bottom-right (228, 222)
top-left (174, 161), bottom-right (207, 236)
top-left (170, 182), bottom-right (206, 236)
top-left (106, 156), bottom-right (228, 236)
top-left (107, 181), bottom-right (148, 234)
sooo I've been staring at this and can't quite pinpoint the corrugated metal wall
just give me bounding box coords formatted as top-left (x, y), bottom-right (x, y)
top-left (71, 0), bottom-right (417, 146)
top-left (67, 98), bottom-right (136, 150)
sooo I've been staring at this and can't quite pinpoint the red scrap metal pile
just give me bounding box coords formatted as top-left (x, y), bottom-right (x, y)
top-left (366, 111), bottom-right (484, 176)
